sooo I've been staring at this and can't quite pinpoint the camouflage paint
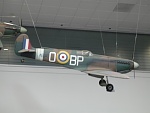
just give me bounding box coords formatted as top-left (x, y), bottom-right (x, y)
top-left (15, 34), bottom-right (134, 74)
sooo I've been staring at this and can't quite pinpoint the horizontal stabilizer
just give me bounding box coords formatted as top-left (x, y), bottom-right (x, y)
top-left (84, 70), bottom-right (129, 79)
top-left (18, 49), bottom-right (35, 53)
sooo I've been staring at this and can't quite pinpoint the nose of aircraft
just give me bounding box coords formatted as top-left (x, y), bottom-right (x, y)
top-left (20, 27), bottom-right (27, 33)
top-left (134, 62), bottom-right (139, 69)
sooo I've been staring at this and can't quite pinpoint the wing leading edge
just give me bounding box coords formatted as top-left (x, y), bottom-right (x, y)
top-left (84, 70), bottom-right (129, 79)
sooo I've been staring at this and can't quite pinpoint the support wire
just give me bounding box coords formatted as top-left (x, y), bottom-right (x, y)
top-left (132, 0), bottom-right (142, 61)
top-left (115, 0), bottom-right (119, 58)
top-left (115, 0), bottom-right (119, 72)
top-left (24, 0), bottom-right (42, 48)
top-left (98, 2), bottom-right (105, 55)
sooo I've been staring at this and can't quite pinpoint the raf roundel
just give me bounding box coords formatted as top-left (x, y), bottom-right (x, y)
top-left (57, 51), bottom-right (70, 64)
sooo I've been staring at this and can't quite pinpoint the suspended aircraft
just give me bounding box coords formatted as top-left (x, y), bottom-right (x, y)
top-left (0, 22), bottom-right (27, 49)
top-left (14, 34), bottom-right (139, 92)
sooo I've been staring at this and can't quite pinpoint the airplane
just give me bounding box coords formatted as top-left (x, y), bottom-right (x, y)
top-left (0, 22), bottom-right (27, 50)
top-left (14, 34), bottom-right (139, 92)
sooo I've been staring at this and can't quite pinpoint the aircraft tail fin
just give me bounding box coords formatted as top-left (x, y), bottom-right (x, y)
top-left (14, 34), bottom-right (35, 56)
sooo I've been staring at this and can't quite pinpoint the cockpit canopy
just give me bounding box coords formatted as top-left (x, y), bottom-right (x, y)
top-left (77, 50), bottom-right (93, 56)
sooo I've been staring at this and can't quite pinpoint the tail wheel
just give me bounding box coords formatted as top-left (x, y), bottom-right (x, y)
top-left (106, 84), bottom-right (114, 92)
top-left (21, 59), bottom-right (25, 63)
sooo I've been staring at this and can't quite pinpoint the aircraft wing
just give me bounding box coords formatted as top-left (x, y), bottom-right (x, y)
top-left (84, 70), bottom-right (129, 79)
top-left (18, 49), bottom-right (35, 53)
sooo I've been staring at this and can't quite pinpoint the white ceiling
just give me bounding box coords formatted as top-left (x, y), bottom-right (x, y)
top-left (1, 0), bottom-right (150, 34)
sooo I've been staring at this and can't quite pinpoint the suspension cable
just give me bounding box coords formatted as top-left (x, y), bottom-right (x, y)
top-left (132, 0), bottom-right (142, 61)
top-left (25, 0), bottom-right (42, 48)
top-left (116, 0), bottom-right (119, 58)
top-left (98, 17), bottom-right (105, 55)
top-left (98, 2), bottom-right (105, 55)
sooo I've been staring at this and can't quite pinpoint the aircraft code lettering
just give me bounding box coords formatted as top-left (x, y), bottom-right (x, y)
top-left (48, 52), bottom-right (84, 66)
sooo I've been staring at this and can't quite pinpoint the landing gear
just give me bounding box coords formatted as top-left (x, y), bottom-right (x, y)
top-left (99, 79), bottom-right (106, 86)
top-left (106, 84), bottom-right (114, 92)
top-left (99, 77), bottom-right (114, 92)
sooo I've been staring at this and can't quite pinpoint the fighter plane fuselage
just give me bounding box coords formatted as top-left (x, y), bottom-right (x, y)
top-left (31, 48), bottom-right (134, 73)
top-left (14, 34), bottom-right (139, 92)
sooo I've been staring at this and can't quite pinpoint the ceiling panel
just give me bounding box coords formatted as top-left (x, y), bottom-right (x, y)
top-left (39, 6), bottom-right (59, 15)
top-left (87, 18), bottom-right (101, 26)
top-left (117, 27), bottom-right (136, 33)
top-left (124, 13), bottom-right (138, 22)
top-left (139, 22), bottom-right (150, 30)
top-left (78, 1), bottom-right (99, 10)
top-left (118, 0), bottom-right (140, 4)
top-left (75, 9), bottom-right (94, 18)
top-left (71, 17), bottom-right (89, 25)
top-left (107, 12), bottom-right (129, 21)
top-left (103, 20), bottom-right (119, 28)
top-left (42, 0), bottom-right (62, 7)
top-left (57, 7), bottom-right (77, 16)
top-left (60, 0), bottom-right (81, 8)
top-left (85, 25), bottom-right (100, 31)
top-left (101, 0), bottom-right (118, 3)
top-left (36, 22), bottom-right (53, 27)
top-left (137, 29), bottom-right (150, 34)
top-left (3, 0), bottom-right (23, 4)
top-left (139, 5), bottom-right (150, 15)
top-left (23, 20), bottom-right (35, 26)
top-left (37, 14), bottom-right (55, 23)
top-left (20, 13), bottom-right (38, 21)
top-left (97, 2), bottom-right (117, 12)
top-left (0, 0), bottom-right (150, 34)
top-left (21, 4), bottom-right (41, 14)
top-left (70, 23), bottom-right (85, 29)
top-left (120, 21), bottom-right (138, 28)
top-left (2, 3), bottom-right (21, 16)
top-left (26, 0), bottom-right (43, 5)
top-left (54, 15), bottom-right (72, 24)
top-left (140, 14), bottom-right (150, 23)
top-left (141, 0), bottom-right (150, 5)
top-left (92, 11), bottom-right (111, 20)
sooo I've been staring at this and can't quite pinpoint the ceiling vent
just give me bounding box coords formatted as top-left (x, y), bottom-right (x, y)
top-left (113, 3), bottom-right (135, 12)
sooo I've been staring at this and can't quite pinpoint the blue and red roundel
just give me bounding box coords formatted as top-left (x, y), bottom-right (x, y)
top-left (57, 51), bottom-right (70, 64)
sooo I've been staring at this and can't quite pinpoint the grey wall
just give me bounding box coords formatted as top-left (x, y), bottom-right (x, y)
top-left (0, 26), bottom-right (150, 70)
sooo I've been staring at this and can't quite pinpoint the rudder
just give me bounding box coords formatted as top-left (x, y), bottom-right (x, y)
top-left (14, 34), bottom-right (33, 56)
